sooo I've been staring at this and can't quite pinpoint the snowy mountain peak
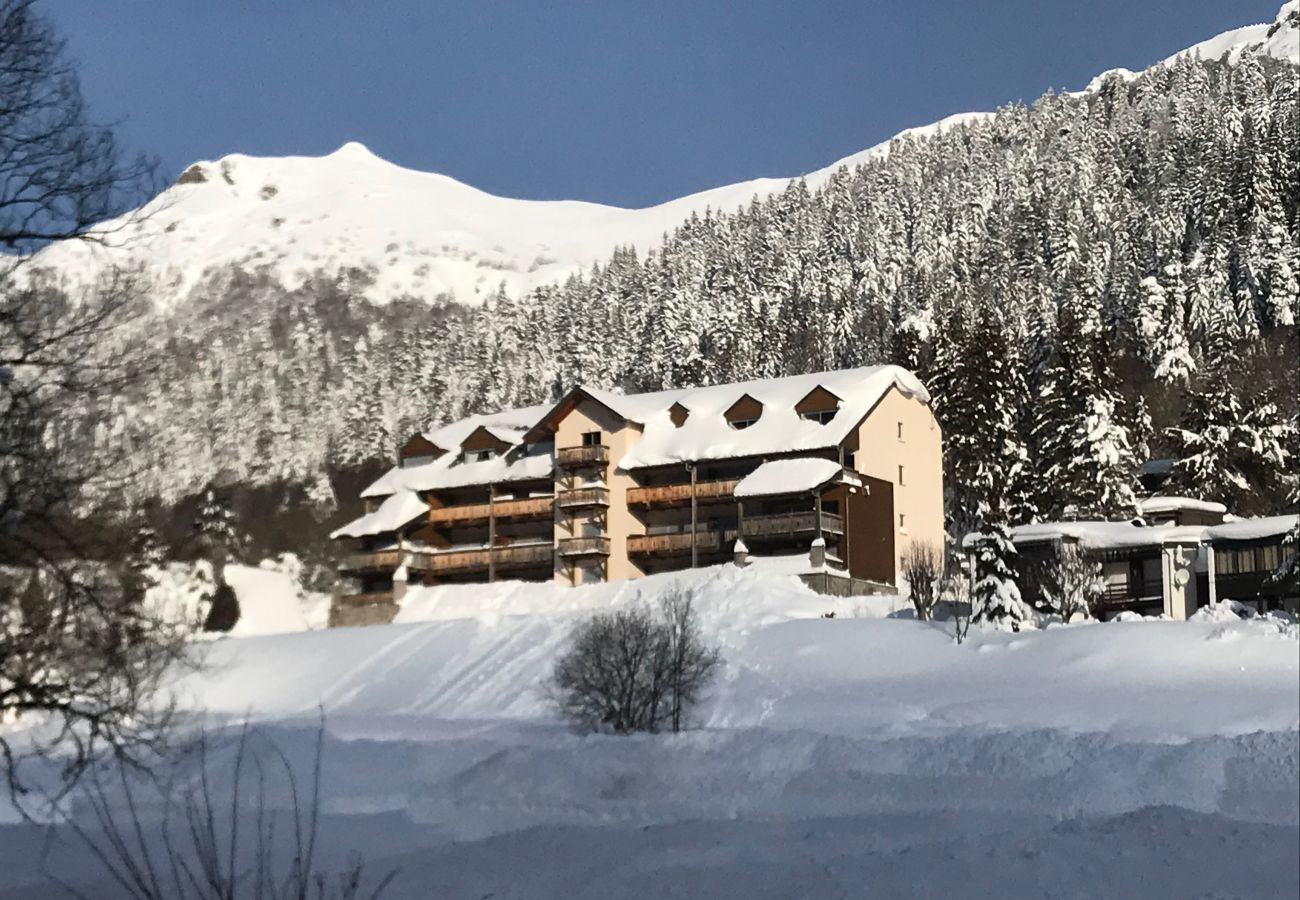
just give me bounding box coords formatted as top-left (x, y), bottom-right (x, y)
top-left (29, 4), bottom-right (1299, 310)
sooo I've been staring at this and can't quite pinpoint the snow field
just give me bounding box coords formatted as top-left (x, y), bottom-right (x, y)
top-left (2, 563), bottom-right (1297, 898)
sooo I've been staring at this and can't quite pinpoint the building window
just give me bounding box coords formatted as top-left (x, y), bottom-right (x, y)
top-left (729, 417), bottom-right (759, 430)
top-left (463, 449), bottom-right (495, 463)
top-left (802, 408), bottom-right (837, 425)
top-left (402, 454), bottom-right (434, 468)
top-left (897, 421), bottom-right (904, 440)
top-left (897, 465), bottom-right (905, 485)
top-left (581, 431), bottom-right (602, 447)
top-left (899, 513), bottom-right (906, 529)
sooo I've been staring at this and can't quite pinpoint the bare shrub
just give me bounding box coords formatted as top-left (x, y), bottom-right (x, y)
top-left (51, 723), bottom-right (396, 900)
top-left (550, 587), bottom-right (721, 734)
top-left (1042, 540), bottom-right (1104, 623)
top-left (902, 541), bottom-right (943, 621)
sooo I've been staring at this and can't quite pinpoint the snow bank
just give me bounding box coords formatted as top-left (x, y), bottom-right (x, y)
top-left (175, 564), bottom-right (1299, 742)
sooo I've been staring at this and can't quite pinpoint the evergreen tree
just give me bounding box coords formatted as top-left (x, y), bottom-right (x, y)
top-left (969, 522), bottom-right (1034, 630)
top-left (1165, 316), bottom-right (1293, 511)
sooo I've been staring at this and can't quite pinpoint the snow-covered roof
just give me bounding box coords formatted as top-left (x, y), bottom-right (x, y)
top-left (362, 404), bottom-right (553, 498)
top-left (331, 490), bottom-right (428, 539)
top-left (1203, 515), bottom-right (1298, 543)
top-left (968, 513), bottom-right (1299, 552)
top-left (361, 443), bottom-right (553, 498)
top-left (733, 458), bottom-right (843, 498)
top-left (1138, 496), bottom-right (1227, 516)
top-left (581, 365), bottom-right (928, 470)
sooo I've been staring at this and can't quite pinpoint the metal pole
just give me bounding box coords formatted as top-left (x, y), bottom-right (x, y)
top-left (488, 484), bottom-right (496, 583)
top-left (689, 462), bottom-right (698, 569)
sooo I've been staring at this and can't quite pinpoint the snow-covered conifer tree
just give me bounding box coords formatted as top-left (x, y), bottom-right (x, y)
top-left (969, 522), bottom-right (1033, 630)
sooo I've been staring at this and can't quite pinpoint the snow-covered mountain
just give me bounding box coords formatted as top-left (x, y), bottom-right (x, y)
top-left (30, 2), bottom-right (1299, 308)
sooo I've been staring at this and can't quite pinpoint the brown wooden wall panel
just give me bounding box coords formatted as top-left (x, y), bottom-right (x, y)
top-left (723, 394), bottom-right (764, 423)
top-left (794, 385), bottom-right (842, 416)
top-left (846, 475), bottom-right (895, 585)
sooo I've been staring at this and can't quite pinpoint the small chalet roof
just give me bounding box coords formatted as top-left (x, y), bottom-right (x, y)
top-left (1203, 514), bottom-right (1298, 543)
top-left (967, 513), bottom-right (1298, 552)
top-left (733, 458), bottom-right (843, 498)
top-left (361, 403), bottom-right (552, 499)
top-left (331, 490), bottom-right (427, 539)
top-left (1138, 496), bottom-right (1227, 515)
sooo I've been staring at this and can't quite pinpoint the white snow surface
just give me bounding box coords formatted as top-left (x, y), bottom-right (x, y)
top-left (2, 564), bottom-right (1297, 898)
top-left (330, 489), bottom-right (427, 538)
top-left (986, 513), bottom-right (1298, 551)
top-left (612, 364), bottom-right (927, 469)
top-left (1204, 513), bottom-right (1299, 542)
top-left (1138, 495), bottom-right (1228, 515)
top-left (733, 457), bottom-right (844, 498)
top-left (29, 7), bottom-right (1295, 312)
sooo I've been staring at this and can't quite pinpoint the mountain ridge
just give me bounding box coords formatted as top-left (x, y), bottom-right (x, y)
top-left (29, 2), bottom-right (1299, 309)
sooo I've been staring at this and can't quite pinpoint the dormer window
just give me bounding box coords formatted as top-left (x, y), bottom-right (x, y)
top-left (669, 402), bottom-right (690, 428)
top-left (459, 425), bottom-right (512, 464)
top-left (724, 394), bottom-right (763, 431)
top-left (795, 385), bottom-right (842, 425)
top-left (398, 433), bottom-right (446, 467)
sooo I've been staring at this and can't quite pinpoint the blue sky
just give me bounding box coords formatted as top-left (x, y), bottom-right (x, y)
top-left (51, 1), bottom-right (1281, 208)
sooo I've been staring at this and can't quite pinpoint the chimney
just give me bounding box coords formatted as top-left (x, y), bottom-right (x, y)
top-left (733, 538), bottom-right (750, 568)
top-left (392, 563), bottom-right (409, 604)
top-left (809, 536), bottom-right (826, 569)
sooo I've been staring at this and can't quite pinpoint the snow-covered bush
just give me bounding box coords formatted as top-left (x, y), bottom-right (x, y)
top-left (142, 561), bottom-right (217, 631)
top-left (901, 541), bottom-right (943, 621)
top-left (1039, 541), bottom-right (1104, 624)
top-left (549, 588), bottom-right (721, 734)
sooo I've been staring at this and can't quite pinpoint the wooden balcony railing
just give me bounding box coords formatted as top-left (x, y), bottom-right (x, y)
top-left (627, 479), bottom-right (739, 508)
top-left (338, 550), bottom-right (402, 572)
top-left (1098, 580), bottom-right (1164, 607)
top-left (556, 445), bottom-right (609, 469)
top-left (557, 536), bottom-right (611, 557)
top-left (627, 531), bottom-right (722, 556)
top-left (558, 486), bottom-right (610, 509)
top-left (739, 511), bottom-right (843, 539)
top-left (335, 590), bottom-right (395, 608)
top-left (406, 543), bottom-right (554, 575)
top-left (427, 496), bottom-right (553, 525)
top-left (493, 543), bottom-right (556, 569)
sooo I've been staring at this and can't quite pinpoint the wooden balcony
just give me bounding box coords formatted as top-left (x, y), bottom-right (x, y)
top-left (557, 536), bottom-right (611, 557)
top-left (427, 496), bottom-right (553, 525)
top-left (739, 511), bottom-right (843, 539)
top-left (627, 479), bottom-right (739, 508)
top-left (556, 445), bottom-right (609, 469)
top-left (406, 543), bottom-right (554, 575)
top-left (338, 549), bottom-right (402, 573)
top-left (558, 486), bottom-right (610, 510)
top-left (335, 590), bottom-right (394, 608)
top-left (627, 531), bottom-right (721, 557)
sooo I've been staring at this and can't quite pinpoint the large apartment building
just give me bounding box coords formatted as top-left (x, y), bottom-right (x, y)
top-left (331, 365), bottom-right (943, 626)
